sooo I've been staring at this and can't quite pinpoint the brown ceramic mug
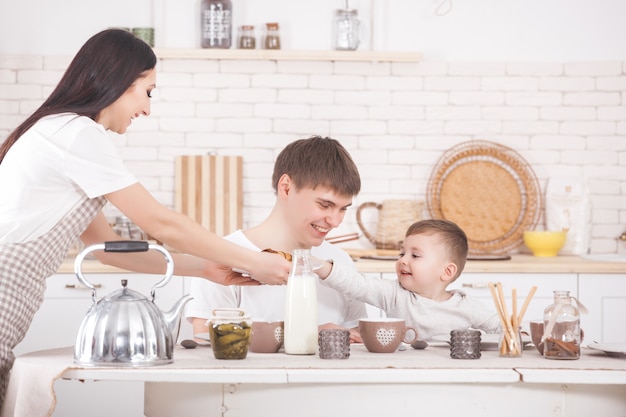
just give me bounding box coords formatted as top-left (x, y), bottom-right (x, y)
top-left (359, 318), bottom-right (418, 353)
top-left (529, 321), bottom-right (545, 354)
top-left (249, 320), bottom-right (284, 353)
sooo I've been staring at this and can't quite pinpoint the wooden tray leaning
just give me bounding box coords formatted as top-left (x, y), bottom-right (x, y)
top-left (426, 141), bottom-right (542, 256)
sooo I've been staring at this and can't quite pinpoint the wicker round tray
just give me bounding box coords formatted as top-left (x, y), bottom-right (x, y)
top-left (426, 141), bottom-right (542, 256)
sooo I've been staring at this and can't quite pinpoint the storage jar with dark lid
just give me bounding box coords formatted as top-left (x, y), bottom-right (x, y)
top-left (200, 0), bottom-right (232, 48)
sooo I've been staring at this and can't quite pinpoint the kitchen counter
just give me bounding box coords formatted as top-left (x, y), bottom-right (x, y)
top-left (57, 253), bottom-right (626, 275)
top-left (5, 344), bottom-right (626, 417)
top-left (355, 254), bottom-right (626, 274)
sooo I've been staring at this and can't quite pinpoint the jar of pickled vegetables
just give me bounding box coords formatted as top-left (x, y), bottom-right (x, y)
top-left (208, 308), bottom-right (252, 359)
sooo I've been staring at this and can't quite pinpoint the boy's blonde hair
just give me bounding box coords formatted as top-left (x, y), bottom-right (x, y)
top-left (405, 219), bottom-right (468, 281)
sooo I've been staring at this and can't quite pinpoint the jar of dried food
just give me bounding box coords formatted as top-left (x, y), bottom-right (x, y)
top-left (263, 22), bottom-right (281, 50)
top-left (200, 0), bottom-right (232, 48)
top-left (237, 25), bottom-right (256, 49)
top-left (543, 291), bottom-right (581, 360)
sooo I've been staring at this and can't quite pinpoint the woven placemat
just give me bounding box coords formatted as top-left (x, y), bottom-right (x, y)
top-left (427, 141), bottom-right (542, 255)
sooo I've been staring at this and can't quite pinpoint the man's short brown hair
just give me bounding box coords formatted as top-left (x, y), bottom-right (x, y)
top-left (272, 136), bottom-right (361, 196)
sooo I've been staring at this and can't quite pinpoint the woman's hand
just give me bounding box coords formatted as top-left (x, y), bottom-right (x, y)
top-left (244, 251), bottom-right (292, 285)
top-left (200, 259), bottom-right (262, 286)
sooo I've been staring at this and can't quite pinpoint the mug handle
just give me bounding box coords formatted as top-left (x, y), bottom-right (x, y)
top-left (355, 202), bottom-right (380, 246)
top-left (402, 326), bottom-right (419, 344)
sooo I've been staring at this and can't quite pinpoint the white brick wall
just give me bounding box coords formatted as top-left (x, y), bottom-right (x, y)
top-left (1, 55), bottom-right (625, 254)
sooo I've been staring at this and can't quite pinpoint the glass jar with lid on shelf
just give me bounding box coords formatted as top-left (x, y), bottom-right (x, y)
top-left (237, 25), bottom-right (256, 49)
top-left (263, 22), bottom-right (281, 49)
top-left (200, 0), bottom-right (232, 48)
top-left (332, 8), bottom-right (360, 50)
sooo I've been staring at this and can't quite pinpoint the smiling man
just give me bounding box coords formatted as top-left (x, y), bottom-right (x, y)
top-left (186, 136), bottom-right (367, 342)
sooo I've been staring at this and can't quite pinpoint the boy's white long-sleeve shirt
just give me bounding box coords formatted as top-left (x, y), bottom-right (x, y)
top-left (322, 260), bottom-right (502, 342)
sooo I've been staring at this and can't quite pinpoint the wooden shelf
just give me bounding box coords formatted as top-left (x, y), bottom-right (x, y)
top-left (154, 48), bottom-right (422, 62)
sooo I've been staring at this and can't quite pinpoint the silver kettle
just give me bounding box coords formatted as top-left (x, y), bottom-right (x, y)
top-left (73, 241), bottom-right (192, 367)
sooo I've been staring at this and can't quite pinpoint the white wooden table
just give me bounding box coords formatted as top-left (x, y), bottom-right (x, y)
top-left (6, 343), bottom-right (626, 417)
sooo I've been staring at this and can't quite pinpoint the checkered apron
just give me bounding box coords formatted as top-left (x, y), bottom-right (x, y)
top-left (0, 196), bottom-right (106, 405)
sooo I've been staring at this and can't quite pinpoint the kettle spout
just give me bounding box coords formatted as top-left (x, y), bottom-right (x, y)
top-left (163, 294), bottom-right (193, 342)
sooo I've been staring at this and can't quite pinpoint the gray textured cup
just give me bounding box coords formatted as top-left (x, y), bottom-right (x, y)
top-left (450, 329), bottom-right (481, 359)
top-left (318, 329), bottom-right (350, 359)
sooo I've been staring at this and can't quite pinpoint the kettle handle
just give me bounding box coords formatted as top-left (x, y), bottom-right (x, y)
top-left (74, 241), bottom-right (175, 303)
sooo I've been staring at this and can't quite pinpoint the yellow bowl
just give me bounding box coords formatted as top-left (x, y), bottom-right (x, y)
top-left (523, 230), bottom-right (567, 257)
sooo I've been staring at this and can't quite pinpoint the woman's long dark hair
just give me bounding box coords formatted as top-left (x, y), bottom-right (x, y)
top-left (0, 29), bottom-right (157, 163)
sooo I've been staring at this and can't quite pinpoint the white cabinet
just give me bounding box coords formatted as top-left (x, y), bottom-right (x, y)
top-left (14, 272), bottom-right (186, 417)
top-left (578, 274), bottom-right (626, 344)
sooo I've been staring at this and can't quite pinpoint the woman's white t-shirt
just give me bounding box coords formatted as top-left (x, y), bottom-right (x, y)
top-left (0, 114), bottom-right (137, 243)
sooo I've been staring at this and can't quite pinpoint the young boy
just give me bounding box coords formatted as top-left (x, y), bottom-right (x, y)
top-left (316, 219), bottom-right (501, 342)
top-left (186, 136), bottom-right (367, 342)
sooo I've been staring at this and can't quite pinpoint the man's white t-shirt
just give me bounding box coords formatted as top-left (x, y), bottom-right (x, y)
top-left (0, 114), bottom-right (137, 243)
top-left (186, 230), bottom-right (368, 328)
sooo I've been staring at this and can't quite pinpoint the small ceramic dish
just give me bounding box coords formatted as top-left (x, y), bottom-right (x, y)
top-left (586, 343), bottom-right (626, 358)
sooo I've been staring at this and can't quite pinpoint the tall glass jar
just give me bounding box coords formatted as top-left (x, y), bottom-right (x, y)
top-left (283, 249), bottom-right (318, 355)
top-left (200, 0), bottom-right (232, 48)
top-left (332, 8), bottom-right (360, 50)
top-left (543, 290), bottom-right (581, 360)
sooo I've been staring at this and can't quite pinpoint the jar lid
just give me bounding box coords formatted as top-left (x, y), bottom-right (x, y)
top-left (335, 8), bottom-right (358, 15)
top-left (212, 308), bottom-right (248, 318)
top-left (240, 25), bottom-right (254, 30)
top-left (266, 22), bottom-right (279, 29)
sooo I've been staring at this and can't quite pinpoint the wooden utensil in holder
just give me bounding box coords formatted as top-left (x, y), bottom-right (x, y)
top-left (489, 282), bottom-right (537, 357)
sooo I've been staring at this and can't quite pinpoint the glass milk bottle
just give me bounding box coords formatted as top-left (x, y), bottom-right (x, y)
top-left (543, 290), bottom-right (581, 359)
top-left (284, 249), bottom-right (318, 355)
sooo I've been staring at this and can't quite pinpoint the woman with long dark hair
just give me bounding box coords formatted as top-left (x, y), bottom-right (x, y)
top-left (0, 29), bottom-right (290, 403)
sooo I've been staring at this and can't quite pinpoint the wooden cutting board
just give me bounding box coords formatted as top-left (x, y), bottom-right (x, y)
top-left (174, 155), bottom-right (243, 236)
